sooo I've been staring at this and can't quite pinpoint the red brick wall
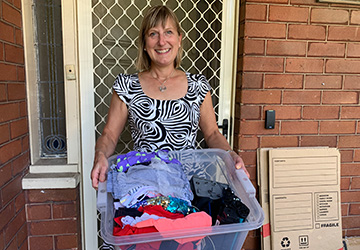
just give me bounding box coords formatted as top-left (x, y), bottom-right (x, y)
top-left (26, 188), bottom-right (82, 250)
top-left (0, 0), bottom-right (29, 249)
top-left (236, 0), bottom-right (360, 248)
top-left (1, 2), bottom-right (82, 250)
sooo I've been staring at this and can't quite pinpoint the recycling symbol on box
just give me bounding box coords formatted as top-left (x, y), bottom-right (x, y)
top-left (281, 237), bottom-right (291, 248)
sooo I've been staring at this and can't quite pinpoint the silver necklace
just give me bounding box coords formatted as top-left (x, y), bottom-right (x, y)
top-left (150, 69), bottom-right (175, 92)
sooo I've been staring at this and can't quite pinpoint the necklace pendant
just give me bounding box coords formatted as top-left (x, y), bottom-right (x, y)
top-left (159, 85), bottom-right (167, 92)
top-left (150, 69), bottom-right (175, 92)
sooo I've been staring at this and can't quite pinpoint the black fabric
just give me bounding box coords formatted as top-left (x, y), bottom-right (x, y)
top-left (217, 187), bottom-right (250, 224)
top-left (114, 207), bottom-right (143, 218)
top-left (190, 176), bottom-right (250, 225)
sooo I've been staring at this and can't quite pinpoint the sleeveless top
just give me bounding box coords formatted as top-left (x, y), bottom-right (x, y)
top-left (113, 72), bottom-right (211, 152)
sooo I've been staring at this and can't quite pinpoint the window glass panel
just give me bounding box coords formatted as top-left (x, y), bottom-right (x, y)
top-left (34, 0), bottom-right (66, 157)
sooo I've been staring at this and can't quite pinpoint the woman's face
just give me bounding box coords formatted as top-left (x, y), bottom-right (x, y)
top-left (144, 18), bottom-right (182, 68)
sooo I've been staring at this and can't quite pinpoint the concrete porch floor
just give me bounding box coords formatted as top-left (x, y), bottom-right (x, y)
top-left (344, 237), bottom-right (360, 250)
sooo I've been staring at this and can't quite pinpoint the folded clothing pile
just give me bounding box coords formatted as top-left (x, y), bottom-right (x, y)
top-left (106, 150), bottom-right (250, 248)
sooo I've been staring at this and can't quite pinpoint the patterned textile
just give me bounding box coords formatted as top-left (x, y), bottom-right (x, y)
top-left (113, 72), bottom-right (211, 152)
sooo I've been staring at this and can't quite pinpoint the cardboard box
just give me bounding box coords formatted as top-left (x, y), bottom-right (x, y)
top-left (258, 147), bottom-right (343, 250)
top-left (257, 148), bottom-right (272, 250)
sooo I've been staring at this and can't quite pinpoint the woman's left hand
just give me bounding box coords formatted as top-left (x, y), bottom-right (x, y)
top-left (229, 150), bottom-right (250, 178)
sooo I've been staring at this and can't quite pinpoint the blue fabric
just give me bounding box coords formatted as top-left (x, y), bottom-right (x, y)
top-left (114, 150), bottom-right (181, 172)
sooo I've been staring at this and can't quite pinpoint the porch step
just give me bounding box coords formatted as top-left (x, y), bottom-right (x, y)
top-left (22, 172), bottom-right (80, 189)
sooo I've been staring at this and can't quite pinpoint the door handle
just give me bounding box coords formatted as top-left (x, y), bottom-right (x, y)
top-left (218, 119), bottom-right (228, 139)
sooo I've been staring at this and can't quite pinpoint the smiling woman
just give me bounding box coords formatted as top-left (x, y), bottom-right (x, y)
top-left (139, 16), bottom-right (185, 98)
top-left (91, 4), bottom-right (250, 243)
top-left (91, 5), bottom-right (249, 190)
top-left (144, 21), bottom-right (181, 68)
top-left (136, 5), bottom-right (183, 71)
top-left (88, 2), bottom-right (244, 249)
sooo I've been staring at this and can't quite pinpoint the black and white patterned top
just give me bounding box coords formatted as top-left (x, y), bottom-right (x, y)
top-left (113, 72), bottom-right (211, 152)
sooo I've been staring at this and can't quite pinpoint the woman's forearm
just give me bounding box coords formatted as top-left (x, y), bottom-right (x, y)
top-left (94, 130), bottom-right (118, 158)
top-left (205, 130), bottom-right (232, 151)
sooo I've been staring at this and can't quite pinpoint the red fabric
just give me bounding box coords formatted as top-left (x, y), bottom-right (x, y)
top-left (135, 211), bottom-right (211, 244)
top-left (138, 205), bottom-right (184, 219)
top-left (113, 216), bottom-right (157, 236)
top-left (113, 217), bottom-right (160, 250)
top-left (133, 242), bottom-right (194, 250)
top-left (177, 242), bottom-right (197, 250)
top-left (113, 207), bottom-right (201, 249)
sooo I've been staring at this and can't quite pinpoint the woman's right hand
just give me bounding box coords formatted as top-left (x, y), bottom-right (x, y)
top-left (91, 151), bottom-right (109, 189)
top-left (90, 92), bottom-right (127, 189)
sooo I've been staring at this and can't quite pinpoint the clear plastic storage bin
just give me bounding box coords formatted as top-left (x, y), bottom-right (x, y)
top-left (97, 149), bottom-right (264, 250)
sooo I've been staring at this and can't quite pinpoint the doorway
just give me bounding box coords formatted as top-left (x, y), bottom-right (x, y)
top-left (79, 0), bottom-right (239, 248)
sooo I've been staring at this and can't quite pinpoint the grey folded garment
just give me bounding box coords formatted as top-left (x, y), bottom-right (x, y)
top-left (107, 157), bottom-right (194, 207)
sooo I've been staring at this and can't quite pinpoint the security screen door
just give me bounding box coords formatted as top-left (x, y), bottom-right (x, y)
top-left (91, 0), bottom-right (238, 247)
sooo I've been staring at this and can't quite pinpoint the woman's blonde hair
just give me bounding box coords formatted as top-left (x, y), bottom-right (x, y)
top-left (136, 5), bottom-right (183, 71)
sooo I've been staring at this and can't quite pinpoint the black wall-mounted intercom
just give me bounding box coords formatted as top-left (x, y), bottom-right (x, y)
top-left (265, 110), bottom-right (275, 129)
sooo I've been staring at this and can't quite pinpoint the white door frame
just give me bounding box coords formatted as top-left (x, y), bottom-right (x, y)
top-left (77, 0), bottom-right (239, 249)
top-left (77, 0), bottom-right (97, 249)
top-left (219, 0), bottom-right (239, 145)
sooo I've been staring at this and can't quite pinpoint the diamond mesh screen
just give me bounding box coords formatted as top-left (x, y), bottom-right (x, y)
top-left (93, 0), bottom-right (222, 154)
top-left (92, 0), bottom-right (223, 247)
